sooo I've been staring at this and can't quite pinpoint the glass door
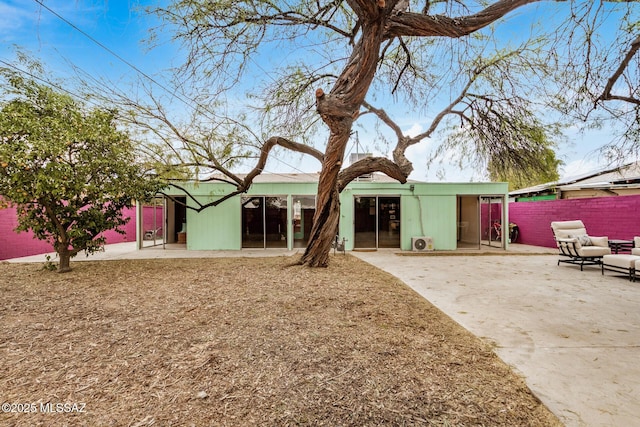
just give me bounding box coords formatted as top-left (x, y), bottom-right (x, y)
top-left (265, 197), bottom-right (287, 248)
top-left (242, 196), bottom-right (288, 248)
top-left (242, 196), bottom-right (264, 248)
top-left (354, 196), bottom-right (377, 248)
top-left (480, 196), bottom-right (504, 249)
top-left (378, 197), bottom-right (400, 248)
top-left (293, 196), bottom-right (315, 248)
top-left (354, 196), bottom-right (400, 249)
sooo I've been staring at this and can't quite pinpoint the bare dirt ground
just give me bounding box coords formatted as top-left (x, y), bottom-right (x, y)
top-left (0, 255), bottom-right (561, 426)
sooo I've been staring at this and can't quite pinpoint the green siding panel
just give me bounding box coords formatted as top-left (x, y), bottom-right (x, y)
top-left (187, 196), bottom-right (241, 250)
top-left (400, 195), bottom-right (457, 250)
top-left (160, 179), bottom-right (508, 251)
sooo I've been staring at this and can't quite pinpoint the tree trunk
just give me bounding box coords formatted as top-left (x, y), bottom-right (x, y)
top-left (300, 19), bottom-right (385, 267)
top-left (57, 248), bottom-right (72, 273)
top-left (300, 118), bottom-right (352, 267)
top-left (300, 185), bottom-right (341, 267)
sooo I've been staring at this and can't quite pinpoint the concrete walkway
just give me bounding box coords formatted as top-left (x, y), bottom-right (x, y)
top-left (351, 250), bottom-right (640, 427)
top-left (7, 243), bottom-right (640, 426)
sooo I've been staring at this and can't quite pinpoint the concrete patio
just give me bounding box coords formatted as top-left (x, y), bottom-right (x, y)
top-left (352, 250), bottom-right (640, 427)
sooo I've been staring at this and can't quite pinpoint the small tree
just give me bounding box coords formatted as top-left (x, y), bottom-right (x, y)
top-left (0, 67), bottom-right (160, 272)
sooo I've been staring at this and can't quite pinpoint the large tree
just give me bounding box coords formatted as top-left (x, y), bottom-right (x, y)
top-left (118, 0), bottom-right (638, 267)
top-left (0, 66), bottom-right (160, 272)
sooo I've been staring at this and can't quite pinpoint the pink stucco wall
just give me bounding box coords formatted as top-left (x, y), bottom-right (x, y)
top-left (0, 206), bottom-right (163, 260)
top-left (509, 194), bottom-right (640, 248)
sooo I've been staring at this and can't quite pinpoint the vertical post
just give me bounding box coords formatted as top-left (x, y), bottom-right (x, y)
top-left (163, 196), bottom-right (167, 250)
top-left (503, 195), bottom-right (509, 250)
top-left (136, 200), bottom-right (143, 250)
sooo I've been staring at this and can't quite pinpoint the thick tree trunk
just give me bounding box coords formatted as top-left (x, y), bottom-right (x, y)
top-left (300, 185), bottom-right (341, 267)
top-left (300, 19), bottom-right (385, 267)
top-left (57, 248), bottom-right (72, 273)
top-left (300, 117), bottom-right (353, 267)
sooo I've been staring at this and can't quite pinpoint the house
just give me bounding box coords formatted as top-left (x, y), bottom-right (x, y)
top-left (510, 161), bottom-right (640, 201)
top-left (137, 174), bottom-right (509, 252)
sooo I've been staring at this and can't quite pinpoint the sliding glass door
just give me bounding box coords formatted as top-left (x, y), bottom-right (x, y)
top-left (354, 196), bottom-right (400, 249)
top-left (293, 196), bottom-right (316, 248)
top-left (480, 196), bottom-right (504, 249)
top-left (242, 196), bottom-right (288, 248)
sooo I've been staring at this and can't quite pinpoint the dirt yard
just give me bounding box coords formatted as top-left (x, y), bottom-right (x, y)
top-left (0, 255), bottom-right (561, 426)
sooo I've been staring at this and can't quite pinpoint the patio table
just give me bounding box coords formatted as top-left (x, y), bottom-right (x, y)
top-left (608, 239), bottom-right (634, 254)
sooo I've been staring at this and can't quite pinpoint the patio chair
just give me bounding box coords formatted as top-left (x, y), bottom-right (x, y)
top-left (551, 220), bottom-right (611, 270)
top-left (144, 228), bottom-right (162, 240)
top-left (632, 237), bottom-right (640, 256)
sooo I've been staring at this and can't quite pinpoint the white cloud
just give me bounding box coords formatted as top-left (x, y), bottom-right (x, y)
top-left (404, 123), bottom-right (423, 138)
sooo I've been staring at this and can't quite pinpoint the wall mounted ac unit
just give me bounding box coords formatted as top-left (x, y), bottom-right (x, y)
top-left (412, 236), bottom-right (434, 252)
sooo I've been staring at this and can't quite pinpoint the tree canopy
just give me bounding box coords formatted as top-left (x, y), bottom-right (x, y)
top-left (0, 65), bottom-right (161, 272)
top-left (75, 0), bottom-right (639, 266)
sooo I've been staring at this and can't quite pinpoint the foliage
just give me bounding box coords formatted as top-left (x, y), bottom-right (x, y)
top-left (93, 0), bottom-right (640, 266)
top-left (0, 66), bottom-right (161, 272)
top-left (488, 147), bottom-right (563, 191)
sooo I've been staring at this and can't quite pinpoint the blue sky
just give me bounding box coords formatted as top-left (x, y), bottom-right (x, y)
top-left (0, 1), bottom-right (169, 84)
top-left (0, 0), bottom-right (633, 183)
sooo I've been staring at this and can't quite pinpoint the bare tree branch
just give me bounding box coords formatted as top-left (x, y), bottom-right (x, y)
top-left (337, 156), bottom-right (407, 191)
top-left (599, 35), bottom-right (640, 106)
top-left (384, 0), bottom-right (552, 39)
top-left (241, 136), bottom-right (325, 187)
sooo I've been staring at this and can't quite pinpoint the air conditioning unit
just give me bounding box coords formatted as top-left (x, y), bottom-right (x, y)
top-left (412, 236), bottom-right (434, 252)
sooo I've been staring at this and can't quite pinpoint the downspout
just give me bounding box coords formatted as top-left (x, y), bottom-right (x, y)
top-left (410, 185), bottom-right (426, 237)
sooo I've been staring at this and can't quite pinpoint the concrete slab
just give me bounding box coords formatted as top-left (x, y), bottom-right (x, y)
top-left (351, 250), bottom-right (640, 427)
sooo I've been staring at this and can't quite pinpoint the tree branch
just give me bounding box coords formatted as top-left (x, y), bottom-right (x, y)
top-left (598, 35), bottom-right (640, 106)
top-left (384, 0), bottom-right (549, 39)
top-left (241, 136), bottom-right (324, 188)
top-left (160, 183), bottom-right (246, 213)
top-left (337, 156), bottom-right (408, 192)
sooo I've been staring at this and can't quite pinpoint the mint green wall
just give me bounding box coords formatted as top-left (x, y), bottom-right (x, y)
top-left (172, 181), bottom-right (318, 251)
top-left (399, 195), bottom-right (457, 250)
top-left (339, 181), bottom-right (506, 251)
top-left (171, 183), bottom-right (242, 250)
top-left (164, 180), bottom-right (508, 251)
top-left (186, 196), bottom-right (241, 250)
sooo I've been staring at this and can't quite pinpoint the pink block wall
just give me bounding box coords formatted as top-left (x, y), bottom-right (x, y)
top-left (509, 194), bottom-right (640, 248)
top-left (0, 206), bottom-right (163, 261)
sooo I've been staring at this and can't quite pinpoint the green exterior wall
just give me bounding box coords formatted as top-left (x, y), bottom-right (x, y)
top-left (163, 180), bottom-right (508, 252)
top-left (187, 195), bottom-right (241, 250)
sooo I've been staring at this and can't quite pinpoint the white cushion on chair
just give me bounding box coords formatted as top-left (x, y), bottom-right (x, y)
top-left (603, 254), bottom-right (640, 268)
top-left (580, 246), bottom-right (611, 257)
top-left (551, 220), bottom-right (609, 251)
top-left (586, 236), bottom-right (608, 247)
top-left (552, 222), bottom-right (587, 239)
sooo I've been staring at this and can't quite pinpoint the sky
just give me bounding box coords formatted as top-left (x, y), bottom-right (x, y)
top-left (0, 0), bottom-right (635, 184)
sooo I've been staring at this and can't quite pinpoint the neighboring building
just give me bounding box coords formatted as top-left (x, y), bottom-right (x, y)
top-left (138, 173), bottom-right (509, 252)
top-left (508, 162), bottom-right (640, 248)
top-left (510, 162), bottom-right (640, 201)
